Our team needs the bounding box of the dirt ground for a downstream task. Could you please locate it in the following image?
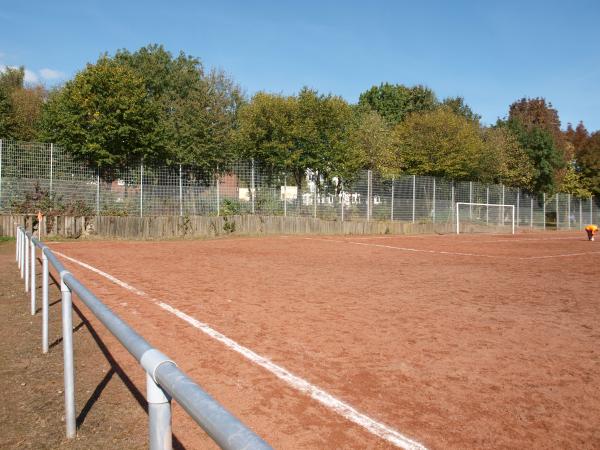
[2,232,600,449]
[0,241,151,449]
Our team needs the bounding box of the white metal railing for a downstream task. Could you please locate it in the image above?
[15,225,271,450]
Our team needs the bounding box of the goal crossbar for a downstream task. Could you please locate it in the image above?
[456,202,515,235]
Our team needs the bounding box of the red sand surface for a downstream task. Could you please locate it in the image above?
[49,232,600,449]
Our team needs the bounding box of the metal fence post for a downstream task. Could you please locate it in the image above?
[543,193,546,230]
[590,196,593,224]
[42,252,49,353]
[251,159,255,215]
[283,175,287,217]
[20,229,24,277]
[147,373,172,450]
[313,184,317,219]
[501,184,505,226]
[140,164,144,218]
[432,177,436,224]
[390,177,394,221]
[216,169,220,217]
[96,167,100,216]
[567,194,571,229]
[367,170,372,221]
[60,273,76,439]
[530,197,533,228]
[341,182,344,222]
[556,193,559,229]
[469,181,473,218]
[30,239,36,315]
[486,186,489,224]
[451,181,455,229]
[50,143,54,194]
[412,175,416,223]
[0,138,3,210]
[179,164,183,217]
[516,189,520,227]
[16,226,20,266]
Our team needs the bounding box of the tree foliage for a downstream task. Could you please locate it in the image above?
[387,107,494,181]
[0,66,45,140]
[482,126,534,189]
[441,96,481,123]
[40,58,161,167]
[577,131,600,196]
[358,83,437,125]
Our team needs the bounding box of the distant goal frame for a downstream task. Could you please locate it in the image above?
[455,202,515,235]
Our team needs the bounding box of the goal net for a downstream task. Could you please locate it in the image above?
[456,202,515,234]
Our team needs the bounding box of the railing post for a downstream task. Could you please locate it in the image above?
[451,181,455,228]
[21,228,26,279]
[25,233,29,292]
[16,226,20,265]
[501,184,505,226]
[412,175,416,223]
[60,273,76,439]
[30,238,36,315]
[590,196,593,224]
[567,193,571,229]
[341,182,345,222]
[42,252,49,353]
[147,373,172,450]
[469,181,473,219]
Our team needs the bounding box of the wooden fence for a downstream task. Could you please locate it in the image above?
[1,214,457,239]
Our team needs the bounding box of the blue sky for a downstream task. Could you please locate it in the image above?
[1,0,599,130]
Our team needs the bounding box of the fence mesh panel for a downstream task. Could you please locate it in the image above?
[0,138,598,231]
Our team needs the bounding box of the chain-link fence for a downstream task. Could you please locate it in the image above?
[0,138,598,230]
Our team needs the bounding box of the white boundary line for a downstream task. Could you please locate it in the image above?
[303,237,600,260]
[53,250,427,450]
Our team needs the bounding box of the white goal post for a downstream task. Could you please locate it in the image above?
[456,202,515,235]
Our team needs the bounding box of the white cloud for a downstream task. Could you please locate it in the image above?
[40,68,64,80]
[23,69,38,84]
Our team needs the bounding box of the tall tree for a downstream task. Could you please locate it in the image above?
[441,96,481,123]
[358,83,437,125]
[508,97,570,160]
[39,58,162,167]
[0,66,45,140]
[506,119,565,193]
[388,107,494,181]
[564,121,589,157]
[113,44,243,169]
[577,131,600,196]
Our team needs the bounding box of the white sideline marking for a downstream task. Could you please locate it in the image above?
[304,237,501,258]
[53,250,427,450]
[305,238,600,260]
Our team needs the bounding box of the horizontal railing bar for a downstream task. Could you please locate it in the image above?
[20,227,271,450]
[156,363,272,450]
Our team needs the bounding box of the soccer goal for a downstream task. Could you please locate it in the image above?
[456,202,515,235]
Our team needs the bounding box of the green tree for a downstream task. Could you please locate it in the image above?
[113,44,243,169]
[0,66,45,140]
[441,96,480,123]
[508,97,569,160]
[577,131,600,195]
[347,108,393,173]
[507,120,565,193]
[388,107,492,181]
[481,126,534,189]
[559,163,592,198]
[358,83,437,125]
[40,58,161,167]
[234,88,354,188]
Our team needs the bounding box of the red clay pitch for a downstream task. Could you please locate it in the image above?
[48,231,600,449]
